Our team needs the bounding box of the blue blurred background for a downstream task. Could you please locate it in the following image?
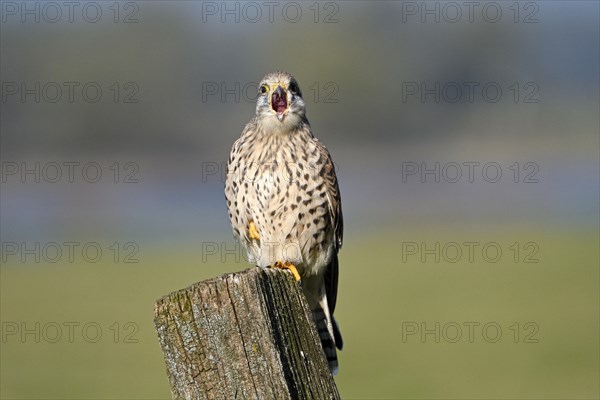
[1,1,598,398]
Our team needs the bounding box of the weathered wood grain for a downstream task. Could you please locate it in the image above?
[154,267,340,400]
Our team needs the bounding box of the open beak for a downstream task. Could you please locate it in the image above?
[271,85,288,121]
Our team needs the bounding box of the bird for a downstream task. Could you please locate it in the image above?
[224,71,344,374]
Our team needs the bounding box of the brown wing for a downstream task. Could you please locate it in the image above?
[315,139,343,317]
[315,139,343,251]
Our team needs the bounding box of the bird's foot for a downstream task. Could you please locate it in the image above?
[273,261,301,282]
[249,221,260,240]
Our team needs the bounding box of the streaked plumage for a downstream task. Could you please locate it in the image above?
[224,71,343,373]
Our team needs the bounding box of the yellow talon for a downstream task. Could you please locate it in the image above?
[273,261,301,282]
[249,221,260,240]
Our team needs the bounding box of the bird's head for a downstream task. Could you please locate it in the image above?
[256,71,306,130]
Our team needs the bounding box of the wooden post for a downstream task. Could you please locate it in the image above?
[154,267,341,400]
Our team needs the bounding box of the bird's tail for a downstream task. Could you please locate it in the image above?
[312,306,343,375]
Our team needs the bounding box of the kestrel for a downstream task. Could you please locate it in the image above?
[224,71,343,373]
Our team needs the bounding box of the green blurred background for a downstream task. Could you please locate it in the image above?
[1,1,598,399]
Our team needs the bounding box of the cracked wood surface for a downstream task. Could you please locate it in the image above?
[154,267,340,400]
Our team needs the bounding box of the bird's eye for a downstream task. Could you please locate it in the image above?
[260,84,269,94]
[289,83,298,94]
